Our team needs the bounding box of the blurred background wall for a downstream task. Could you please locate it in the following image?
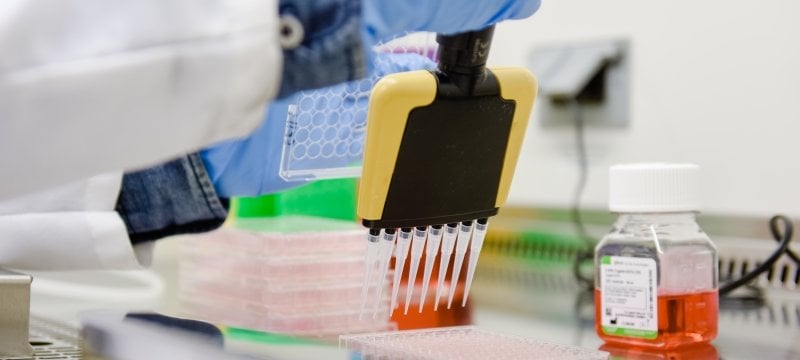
[493,0,800,217]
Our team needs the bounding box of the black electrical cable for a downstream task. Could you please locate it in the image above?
[718,283,765,310]
[569,100,592,242]
[774,223,800,266]
[567,99,597,290]
[562,103,796,298]
[719,215,795,296]
[784,244,800,265]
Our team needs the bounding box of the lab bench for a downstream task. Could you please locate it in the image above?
[9,207,800,359]
[12,261,800,360]
[470,278,800,359]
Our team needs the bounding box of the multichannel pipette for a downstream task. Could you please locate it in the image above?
[356,25,537,317]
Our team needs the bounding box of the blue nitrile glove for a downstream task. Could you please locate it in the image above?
[200,52,436,198]
[362,0,542,45]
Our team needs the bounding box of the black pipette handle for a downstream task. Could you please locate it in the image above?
[436,25,495,77]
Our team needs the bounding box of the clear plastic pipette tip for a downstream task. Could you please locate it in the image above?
[359,229,382,319]
[419,225,443,313]
[389,228,413,315]
[373,229,396,318]
[404,227,428,314]
[462,218,488,307]
[447,221,473,309]
[434,223,459,311]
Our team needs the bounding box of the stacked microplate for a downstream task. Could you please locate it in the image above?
[178,216,393,338]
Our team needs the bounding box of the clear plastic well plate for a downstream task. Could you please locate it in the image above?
[278,82,369,181]
[279,33,437,181]
[340,326,609,360]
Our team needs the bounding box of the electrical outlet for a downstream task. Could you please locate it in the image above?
[529,39,630,128]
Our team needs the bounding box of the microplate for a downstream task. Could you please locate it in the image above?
[340,326,608,360]
[179,272,388,308]
[279,33,438,181]
[180,251,365,282]
[180,295,392,335]
[184,217,366,257]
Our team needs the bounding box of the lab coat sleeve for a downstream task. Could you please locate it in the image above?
[0,174,140,270]
[0,0,282,200]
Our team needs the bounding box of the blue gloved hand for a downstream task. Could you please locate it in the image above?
[362,0,541,45]
[201,52,436,198]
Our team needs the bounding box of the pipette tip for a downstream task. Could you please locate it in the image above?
[446,221,473,309]
[362,218,489,316]
[359,228,382,319]
[418,225,443,313]
[461,218,487,308]
[389,228,413,315]
[434,223,459,312]
[403,226,428,315]
[372,229,396,318]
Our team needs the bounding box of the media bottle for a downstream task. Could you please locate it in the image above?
[595,163,718,348]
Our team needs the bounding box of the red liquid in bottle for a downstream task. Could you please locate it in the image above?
[595,289,718,349]
[599,342,719,360]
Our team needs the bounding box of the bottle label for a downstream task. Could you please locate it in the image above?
[599,256,658,339]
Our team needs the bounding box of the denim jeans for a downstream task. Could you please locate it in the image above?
[116,153,228,244]
[277,0,366,98]
[117,0,366,243]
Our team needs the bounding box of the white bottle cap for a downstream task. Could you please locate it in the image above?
[609,163,700,213]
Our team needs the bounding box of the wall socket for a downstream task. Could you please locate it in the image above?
[528,39,630,128]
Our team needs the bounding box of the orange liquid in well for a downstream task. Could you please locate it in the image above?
[390,281,472,330]
[595,289,718,349]
[390,249,472,330]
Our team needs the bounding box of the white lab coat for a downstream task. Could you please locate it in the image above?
[1,0,282,199]
[0,174,140,270]
[0,0,282,269]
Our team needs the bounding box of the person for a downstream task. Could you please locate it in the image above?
[0,0,542,270]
